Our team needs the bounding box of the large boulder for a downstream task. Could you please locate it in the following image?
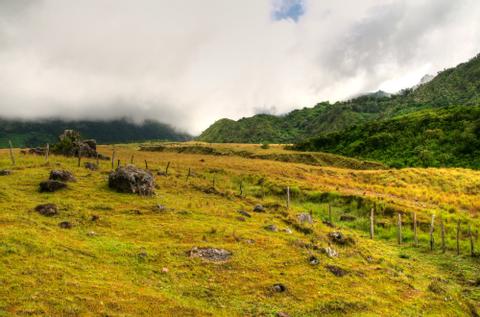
[108,165,155,196]
[39,180,67,193]
[53,130,108,160]
[35,204,58,216]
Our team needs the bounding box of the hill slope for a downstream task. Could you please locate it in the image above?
[0,118,190,148]
[198,54,480,144]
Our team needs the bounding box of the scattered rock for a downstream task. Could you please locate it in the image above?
[264,224,278,232]
[322,220,334,228]
[84,162,98,171]
[0,170,12,176]
[108,165,155,196]
[326,265,348,277]
[340,214,357,222]
[35,204,58,217]
[328,232,355,246]
[91,215,100,222]
[253,204,265,213]
[53,130,108,159]
[162,267,169,273]
[237,210,252,218]
[131,209,143,215]
[49,170,76,182]
[323,247,338,258]
[272,283,286,293]
[282,227,293,234]
[276,313,291,317]
[154,204,167,212]
[87,231,97,237]
[39,180,67,193]
[297,213,313,224]
[236,216,246,222]
[188,247,232,262]
[309,256,320,265]
[137,252,148,260]
[58,221,73,229]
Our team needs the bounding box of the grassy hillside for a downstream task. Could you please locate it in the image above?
[0,118,190,148]
[293,105,480,169]
[0,143,479,315]
[198,54,480,146]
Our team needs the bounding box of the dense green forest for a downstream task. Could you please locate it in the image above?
[199,54,480,144]
[0,119,190,148]
[293,105,480,168]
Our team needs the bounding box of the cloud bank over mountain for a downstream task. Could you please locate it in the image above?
[1,0,479,134]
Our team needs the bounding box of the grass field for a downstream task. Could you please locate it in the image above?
[0,143,479,316]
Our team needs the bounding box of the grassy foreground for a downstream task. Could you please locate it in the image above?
[0,144,479,316]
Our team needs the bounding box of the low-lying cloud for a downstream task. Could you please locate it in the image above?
[0,0,479,134]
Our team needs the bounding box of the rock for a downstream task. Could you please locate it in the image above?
[309,256,320,265]
[58,221,73,229]
[264,224,278,232]
[137,252,148,260]
[236,216,246,222]
[237,210,251,218]
[84,162,98,171]
[35,204,58,217]
[87,231,97,237]
[162,267,169,273]
[282,227,293,234]
[0,170,12,176]
[277,313,291,317]
[54,130,107,159]
[323,247,338,258]
[326,265,348,277]
[91,215,100,221]
[188,247,232,262]
[272,283,286,293]
[297,213,313,224]
[154,204,167,212]
[39,180,67,193]
[328,231,355,246]
[322,220,334,228]
[49,170,76,182]
[340,214,357,222]
[108,165,155,196]
[253,204,265,213]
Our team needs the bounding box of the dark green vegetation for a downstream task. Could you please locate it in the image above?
[294,105,480,168]
[199,54,480,168]
[0,118,190,148]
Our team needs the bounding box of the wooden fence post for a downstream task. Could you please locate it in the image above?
[144,160,148,170]
[117,159,121,168]
[212,174,216,189]
[369,206,374,239]
[165,162,170,176]
[286,186,290,209]
[77,147,82,167]
[430,214,436,251]
[413,212,418,246]
[397,213,402,245]
[239,180,243,196]
[441,216,446,253]
[45,143,50,162]
[130,155,134,164]
[469,224,475,257]
[8,140,15,166]
[456,220,461,255]
[186,168,191,182]
[111,147,115,170]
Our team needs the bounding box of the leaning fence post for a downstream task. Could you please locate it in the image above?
[369,206,374,239]
[239,180,243,196]
[8,140,15,166]
[397,213,402,245]
[144,160,148,170]
[77,147,82,167]
[286,186,290,209]
[469,224,475,257]
[186,168,191,182]
[117,159,121,168]
[45,143,50,162]
[456,220,461,255]
[441,215,446,253]
[165,162,170,176]
[430,214,436,251]
[413,212,418,246]
[111,146,116,170]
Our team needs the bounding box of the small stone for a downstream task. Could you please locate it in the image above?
[309,256,320,265]
[297,213,313,224]
[58,221,73,229]
[84,162,98,171]
[282,227,293,234]
[328,231,355,246]
[272,283,286,293]
[155,204,167,212]
[323,247,338,258]
[87,231,97,237]
[264,224,278,232]
[91,215,100,222]
[277,313,291,317]
[49,170,76,182]
[138,252,148,259]
[35,204,58,217]
[188,247,232,262]
[0,170,12,176]
[253,204,265,213]
[39,180,67,193]
[236,216,246,222]
[162,267,169,273]
[237,210,252,218]
[326,265,348,277]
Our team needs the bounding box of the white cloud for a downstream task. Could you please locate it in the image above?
[0,0,479,134]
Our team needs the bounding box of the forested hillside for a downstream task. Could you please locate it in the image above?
[0,119,190,148]
[199,54,480,144]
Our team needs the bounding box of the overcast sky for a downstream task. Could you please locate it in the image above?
[1,0,479,134]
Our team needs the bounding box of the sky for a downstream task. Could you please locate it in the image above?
[0,0,480,134]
